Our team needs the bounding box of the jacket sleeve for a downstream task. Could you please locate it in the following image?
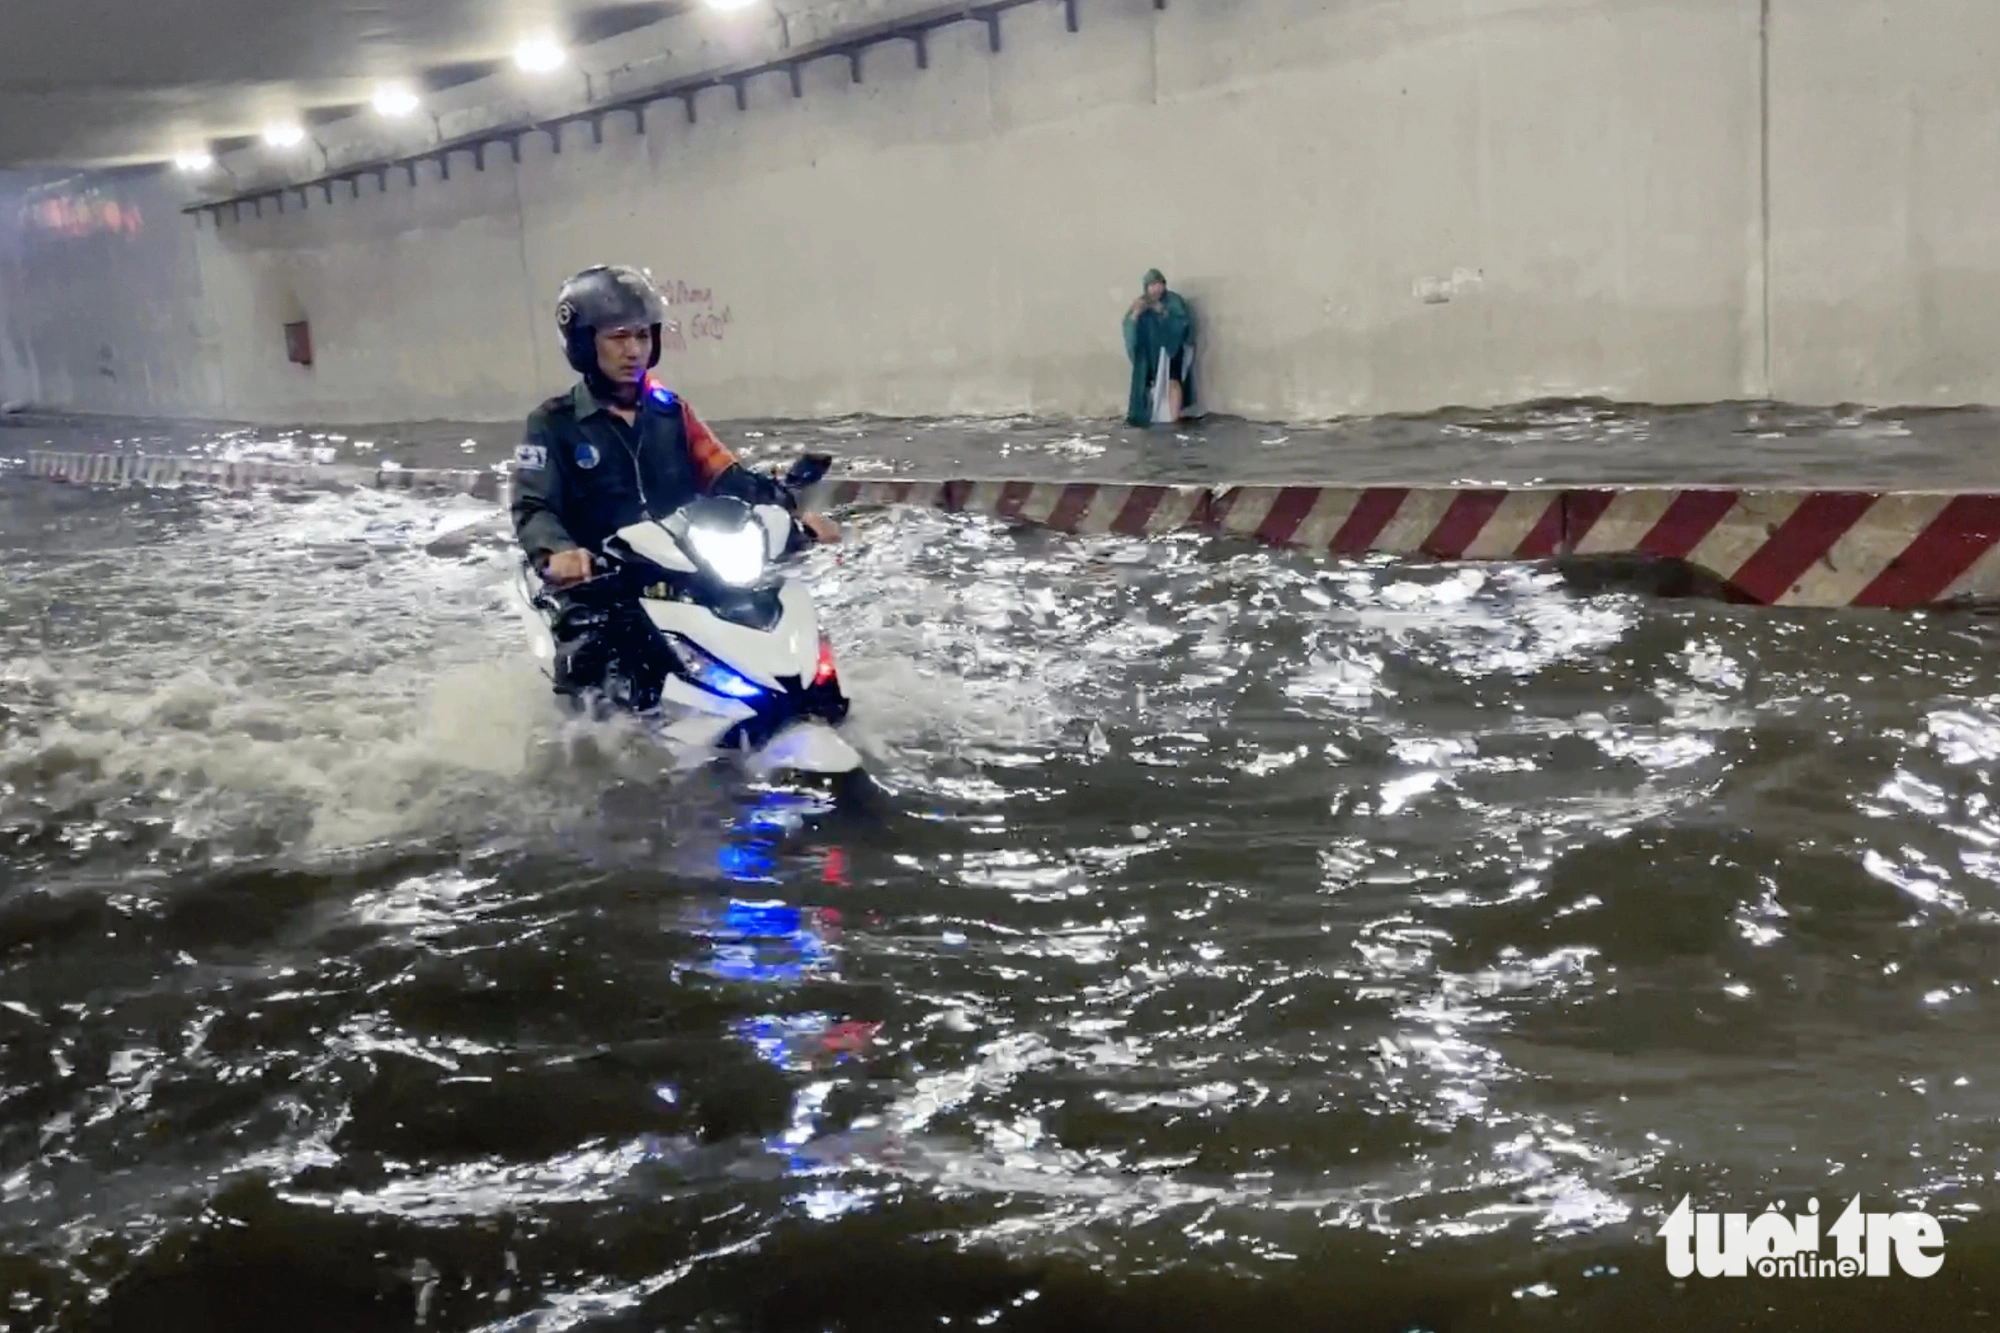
[681,401,740,489]
[684,400,791,509]
[509,410,578,563]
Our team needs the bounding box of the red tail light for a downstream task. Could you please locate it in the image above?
[813,635,838,685]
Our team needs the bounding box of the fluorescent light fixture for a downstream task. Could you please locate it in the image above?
[372,84,421,117]
[262,122,306,148]
[173,150,214,172]
[704,0,760,10]
[512,34,566,73]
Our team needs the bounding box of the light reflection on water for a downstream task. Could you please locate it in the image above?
[3,476,2000,1327]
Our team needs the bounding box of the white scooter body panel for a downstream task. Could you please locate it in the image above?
[640,583,821,691]
[756,505,793,559]
[616,520,698,573]
[655,710,743,768]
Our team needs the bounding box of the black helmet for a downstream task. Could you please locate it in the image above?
[555,265,666,379]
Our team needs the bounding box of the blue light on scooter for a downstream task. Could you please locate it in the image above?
[696,660,766,700]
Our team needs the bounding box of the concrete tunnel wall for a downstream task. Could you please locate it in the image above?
[0,169,226,416]
[2,0,1998,427]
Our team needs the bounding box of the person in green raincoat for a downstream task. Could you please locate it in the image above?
[1123,269,1199,427]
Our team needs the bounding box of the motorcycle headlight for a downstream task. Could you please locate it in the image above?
[685,519,767,586]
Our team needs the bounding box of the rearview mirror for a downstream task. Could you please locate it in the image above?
[783,453,832,489]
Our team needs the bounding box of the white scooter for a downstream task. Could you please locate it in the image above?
[511,456,863,778]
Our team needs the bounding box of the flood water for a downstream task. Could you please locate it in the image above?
[5,404,2000,1330]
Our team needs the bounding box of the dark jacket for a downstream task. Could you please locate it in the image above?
[511,378,783,563]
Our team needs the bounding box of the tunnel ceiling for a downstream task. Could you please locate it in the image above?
[1,0,703,168]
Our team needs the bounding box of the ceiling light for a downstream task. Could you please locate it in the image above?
[262,122,306,149]
[173,150,214,172]
[512,34,566,73]
[372,84,421,117]
[703,0,759,10]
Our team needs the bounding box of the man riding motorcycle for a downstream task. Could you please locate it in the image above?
[511,264,839,698]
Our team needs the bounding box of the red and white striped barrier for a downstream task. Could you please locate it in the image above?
[23,452,2000,609]
[820,479,2000,609]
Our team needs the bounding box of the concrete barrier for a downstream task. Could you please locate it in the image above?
[821,478,2000,610]
[25,451,2000,610]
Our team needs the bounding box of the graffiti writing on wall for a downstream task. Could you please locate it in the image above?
[19,187,145,240]
[656,279,731,353]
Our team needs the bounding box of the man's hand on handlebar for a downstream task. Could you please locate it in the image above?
[799,511,841,544]
[543,548,596,585]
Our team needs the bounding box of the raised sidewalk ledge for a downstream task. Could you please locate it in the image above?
[22,451,2000,610]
